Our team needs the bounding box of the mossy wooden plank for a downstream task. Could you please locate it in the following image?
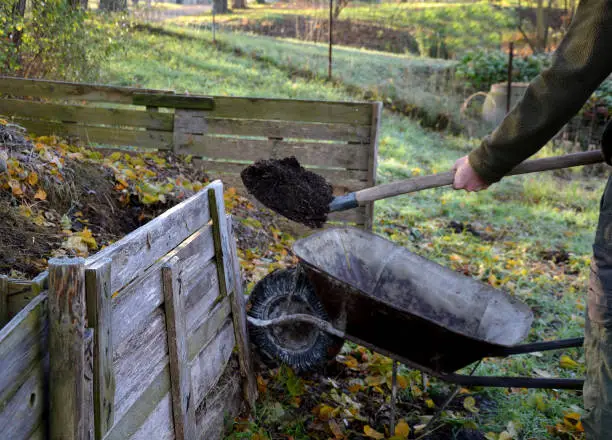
[174,134,369,169]
[13,119,173,150]
[0,294,48,405]
[174,109,371,142]
[0,99,174,131]
[0,76,174,104]
[133,93,214,110]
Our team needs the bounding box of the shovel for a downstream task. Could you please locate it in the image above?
[329,150,605,212]
[241,150,605,228]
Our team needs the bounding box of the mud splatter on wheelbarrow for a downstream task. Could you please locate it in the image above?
[240,157,333,228]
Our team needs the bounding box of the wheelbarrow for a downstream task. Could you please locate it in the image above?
[247,227,584,390]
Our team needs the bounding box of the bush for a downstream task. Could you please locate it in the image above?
[0,0,129,82]
[455,49,552,91]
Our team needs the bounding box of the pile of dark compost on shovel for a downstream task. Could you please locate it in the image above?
[240,157,333,228]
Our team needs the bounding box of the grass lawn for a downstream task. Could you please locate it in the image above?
[102,27,595,439]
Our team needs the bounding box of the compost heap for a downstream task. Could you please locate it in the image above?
[240,156,333,228]
[0,120,295,281]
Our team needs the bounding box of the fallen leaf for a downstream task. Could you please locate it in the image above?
[363,425,385,439]
[27,171,38,185]
[394,419,410,438]
[328,420,344,439]
[560,355,580,370]
[463,396,478,413]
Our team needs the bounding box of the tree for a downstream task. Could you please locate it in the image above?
[214,0,228,14]
[99,0,126,12]
[232,0,247,9]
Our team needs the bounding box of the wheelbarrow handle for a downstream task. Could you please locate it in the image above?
[345,150,604,208]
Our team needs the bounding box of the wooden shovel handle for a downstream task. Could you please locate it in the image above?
[355,150,604,205]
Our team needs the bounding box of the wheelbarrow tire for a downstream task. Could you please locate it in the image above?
[247,267,344,373]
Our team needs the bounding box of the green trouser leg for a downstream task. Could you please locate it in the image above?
[583,175,612,439]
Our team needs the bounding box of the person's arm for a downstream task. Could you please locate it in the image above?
[466,0,612,185]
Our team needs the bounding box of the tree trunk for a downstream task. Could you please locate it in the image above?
[232,0,247,8]
[214,0,229,13]
[99,0,127,11]
[535,0,546,52]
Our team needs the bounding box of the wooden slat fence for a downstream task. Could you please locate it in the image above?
[0,76,380,229]
[0,180,257,440]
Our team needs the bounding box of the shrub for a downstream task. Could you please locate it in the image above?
[0,0,129,82]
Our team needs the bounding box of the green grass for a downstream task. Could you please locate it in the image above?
[103,27,594,438]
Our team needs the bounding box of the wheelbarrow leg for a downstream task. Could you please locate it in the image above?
[488,337,584,357]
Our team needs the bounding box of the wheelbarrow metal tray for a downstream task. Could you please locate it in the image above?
[292,228,534,373]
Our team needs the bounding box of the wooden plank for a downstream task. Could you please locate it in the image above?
[327,206,367,223]
[226,215,258,408]
[174,109,371,142]
[112,307,169,423]
[190,320,235,409]
[0,360,47,440]
[85,259,116,439]
[184,260,220,335]
[28,423,46,440]
[162,257,195,440]
[130,392,174,440]
[48,257,86,440]
[0,275,7,327]
[196,160,369,185]
[0,76,175,104]
[187,296,231,362]
[14,119,173,150]
[110,225,214,348]
[208,181,235,296]
[208,96,373,125]
[87,184,212,293]
[0,294,48,410]
[174,134,369,169]
[133,93,215,110]
[0,99,174,131]
[7,274,48,320]
[196,358,243,440]
[84,328,95,440]
[365,102,382,231]
[103,361,171,440]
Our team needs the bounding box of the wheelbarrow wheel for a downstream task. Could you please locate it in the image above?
[247,267,344,373]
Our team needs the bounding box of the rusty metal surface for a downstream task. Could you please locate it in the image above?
[292,228,534,373]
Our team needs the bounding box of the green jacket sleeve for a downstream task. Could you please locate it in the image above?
[468,0,612,184]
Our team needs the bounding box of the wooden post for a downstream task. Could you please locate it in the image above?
[506,42,514,113]
[162,256,195,440]
[328,0,333,80]
[365,102,382,231]
[49,257,87,440]
[0,275,8,328]
[85,259,116,439]
[84,328,95,440]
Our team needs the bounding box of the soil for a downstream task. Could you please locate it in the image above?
[221,14,420,55]
[240,156,333,228]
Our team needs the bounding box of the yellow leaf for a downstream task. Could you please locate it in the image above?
[365,376,385,387]
[78,228,98,250]
[559,355,580,370]
[109,152,122,161]
[316,404,335,421]
[425,398,435,409]
[397,375,408,389]
[34,188,47,201]
[256,375,267,395]
[8,179,23,196]
[363,425,385,439]
[463,396,478,413]
[498,431,513,440]
[348,383,363,394]
[563,412,584,432]
[27,172,39,186]
[340,355,359,370]
[394,419,410,438]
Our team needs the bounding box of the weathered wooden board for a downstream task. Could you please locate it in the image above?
[87,185,212,293]
[110,224,214,348]
[174,110,371,142]
[104,361,171,440]
[112,307,169,422]
[208,96,373,125]
[184,259,220,333]
[195,357,243,440]
[0,76,174,104]
[190,320,235,409]
[0,275,7,328]
[0,99,174,131]
[27,422,46,440]
[0,360,47,440]
[365,102,382,230]
[0,294,48,404]
[208,181,235,295]
[162,257,195,440]
[84,328,95,440]
[187,296,231,362]
[13,119,173,149]
[130,392,174,440]
[133,93,214,110]
[85,259,116,439]
[174,134,369,169]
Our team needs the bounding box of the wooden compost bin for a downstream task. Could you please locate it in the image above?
[0,180,258,440]
[0,76,381,229]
